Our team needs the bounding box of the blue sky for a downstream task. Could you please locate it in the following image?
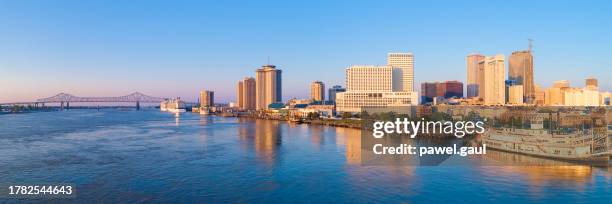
[1,0,611,103]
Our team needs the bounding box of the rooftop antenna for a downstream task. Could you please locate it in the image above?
[528,38,533,53]
[267,56,270,65]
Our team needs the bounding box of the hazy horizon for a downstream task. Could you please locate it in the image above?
[2,0,611,103]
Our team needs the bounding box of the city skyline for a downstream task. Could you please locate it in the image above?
[2,0,612,103]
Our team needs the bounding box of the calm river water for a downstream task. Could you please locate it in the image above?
[1,109,611,203]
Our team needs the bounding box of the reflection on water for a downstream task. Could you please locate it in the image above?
[174,113,180,126]
[253,119,282,164]
[234,118,283,164]
[336,127,362,165]
[484,165,592,187]
[0,109,610,203]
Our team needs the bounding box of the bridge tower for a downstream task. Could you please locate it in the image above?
[136,101,140,110]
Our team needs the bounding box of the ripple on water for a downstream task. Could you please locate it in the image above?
[0,110,611,203]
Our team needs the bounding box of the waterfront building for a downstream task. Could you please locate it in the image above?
[544,80,570,106]
[200,90,214,107]
[534,85,545,105]
[545,88,562,106]
[437,81,463,98]
[505,80,517,104]
[562,87,601,106]
[237,77,256,110]
[420,81,463,104]
[310,81,325,102]
[255,65,282,110]
[544,79,608,106]
[237,81,243,108]
[345,65,394,92]
[508,50,535,104]
[420,82,438,104]
[508,85,524,105]
[336,62,418,113]
[563,88,584,106]
[328,85,346,103]
[387,52,414,92]
[453,97,484,106]
[601,92,611,105]
[466,53,485,98]
[306,104,335,117]
[483,54,506,105]
[287,98,314,108]
[583,88,600,106]
[288,104,335,119]
[477,60,486,98]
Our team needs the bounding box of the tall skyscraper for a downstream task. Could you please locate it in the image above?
[237,77,256,110]
[200,90,214,107]
[508,50,534,104]
[466,53,485,98]
[255,65,282,110]
[387,53,414,92]
[237,81,243,107]
[328,85,346,103]
[310,81,325,102]
[483,55,506,105]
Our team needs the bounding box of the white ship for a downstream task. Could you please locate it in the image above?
[483,127,611,163]
[160,98,186,113]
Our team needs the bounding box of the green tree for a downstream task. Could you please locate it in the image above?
[342,112,353,119]
[360,111,370,119]
[308,112,320,120]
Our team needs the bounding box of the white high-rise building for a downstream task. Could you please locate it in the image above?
[387,53,414,92]
[483,55,506,105]
[336,54,418,113]
[345,65,394,92]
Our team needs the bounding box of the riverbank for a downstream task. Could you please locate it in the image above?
[223,112,363,129]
